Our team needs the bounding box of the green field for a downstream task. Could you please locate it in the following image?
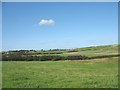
[2,44,119,88]
[2,57,118,88]
[33,44,119,57]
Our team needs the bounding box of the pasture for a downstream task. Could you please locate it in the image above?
[2,57,118,88]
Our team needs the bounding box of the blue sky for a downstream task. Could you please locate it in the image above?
[2,2,118,51]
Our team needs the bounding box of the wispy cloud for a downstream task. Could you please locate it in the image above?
[39,19,55,26]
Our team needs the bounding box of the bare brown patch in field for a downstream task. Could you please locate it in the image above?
[63,52,80,54]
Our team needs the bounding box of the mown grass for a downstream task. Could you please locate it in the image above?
[2,57,118,88]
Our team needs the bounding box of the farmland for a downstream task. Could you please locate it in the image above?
[2,44,119,61]
[2,44,119,88]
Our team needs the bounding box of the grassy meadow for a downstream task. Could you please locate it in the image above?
[2,57,118,88]
[2,44,119,88]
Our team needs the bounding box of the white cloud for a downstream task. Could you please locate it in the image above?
[39,19,55,26]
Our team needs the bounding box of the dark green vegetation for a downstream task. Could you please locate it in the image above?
[2,57,118,88]
[2,44,119,61]
[2,44,119,88]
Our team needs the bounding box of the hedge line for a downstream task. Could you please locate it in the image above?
[2,54,120,61]
[34,52,63,55]
[88,54,120,59]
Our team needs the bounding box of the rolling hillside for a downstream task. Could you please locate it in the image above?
[2,44,119,61]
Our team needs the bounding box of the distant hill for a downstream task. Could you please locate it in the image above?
[63,44,119,57]
[75,44,118,51]
[2,44,119,61]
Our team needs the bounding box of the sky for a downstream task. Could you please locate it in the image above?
[2,2,118,51]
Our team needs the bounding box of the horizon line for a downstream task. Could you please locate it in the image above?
[1,43,118,52]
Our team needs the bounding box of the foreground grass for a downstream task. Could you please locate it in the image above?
[2,57,118,88]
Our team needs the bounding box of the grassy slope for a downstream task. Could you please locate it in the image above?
[34,44,118,57]
[64,44,118,57]
[2,57,118,88]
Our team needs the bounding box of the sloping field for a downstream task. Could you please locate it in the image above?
[34,44,119,57]
[63,44,119,57]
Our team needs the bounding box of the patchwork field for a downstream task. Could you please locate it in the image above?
[2,44,119,88]
[2,57,118,88]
